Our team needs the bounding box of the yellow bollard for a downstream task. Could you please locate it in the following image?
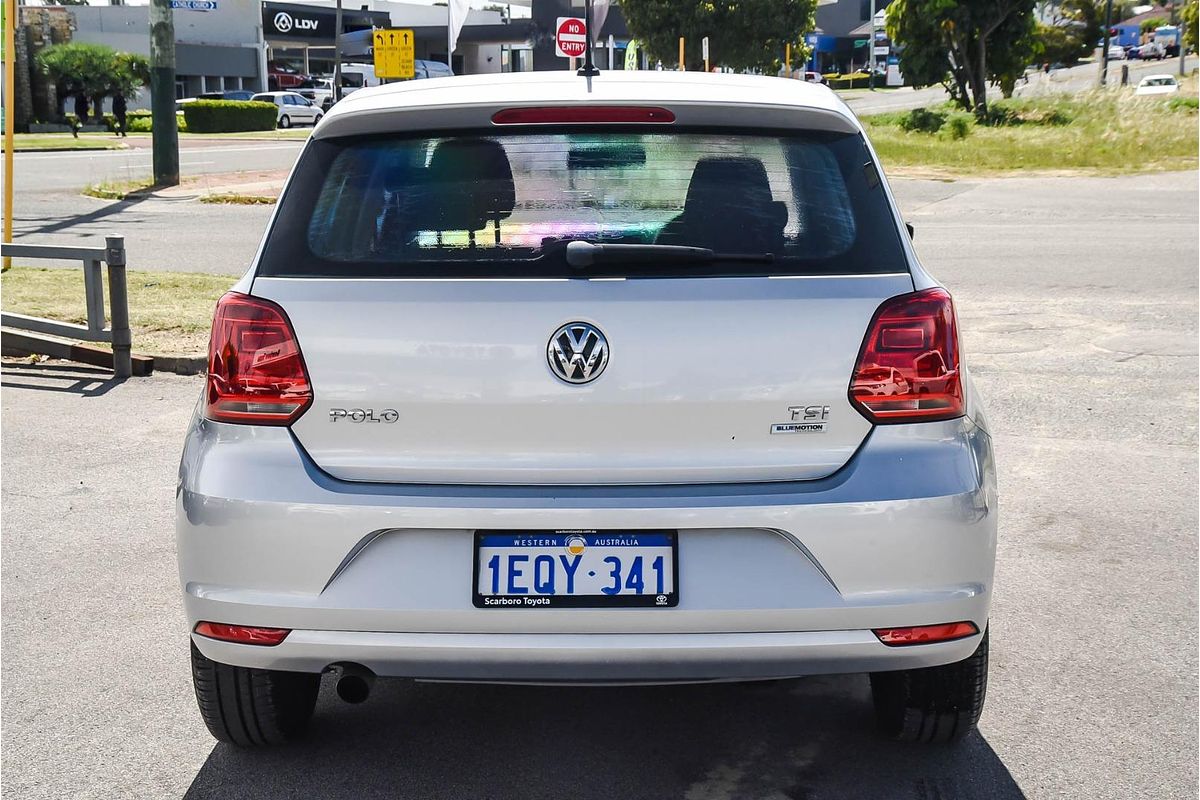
[679,37,685,70]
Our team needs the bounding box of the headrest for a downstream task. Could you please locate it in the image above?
[425,138,516,232]
[685,157,774,210]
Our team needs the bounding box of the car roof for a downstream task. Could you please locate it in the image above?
[1141,73,1176,81]
[315,71,859,139]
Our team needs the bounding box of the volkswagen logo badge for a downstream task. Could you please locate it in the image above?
[547,322,609,385]
[273,11,294,32]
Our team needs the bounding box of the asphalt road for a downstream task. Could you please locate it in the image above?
[843,56,1192,114]
[2,169,1196,799]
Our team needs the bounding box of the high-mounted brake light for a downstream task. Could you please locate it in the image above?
[491,106,676,125]
[205,291,312,426]
[194,621,291,646]
[849,287,963,424]
[874,621,979,646]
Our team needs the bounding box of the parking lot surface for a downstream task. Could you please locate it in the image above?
[2,170,1196,799]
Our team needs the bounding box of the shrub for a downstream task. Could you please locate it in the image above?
[181,100,276,133]
[981,99,1075,127]
[944,113,972,140]
[899,107,947,134]
[1167,96,1199,112]
[121,110,187,133]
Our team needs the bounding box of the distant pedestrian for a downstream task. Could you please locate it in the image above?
[73,92,89,138]
[112,92,128,138]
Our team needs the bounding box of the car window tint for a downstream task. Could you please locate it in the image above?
[260,130,906,278]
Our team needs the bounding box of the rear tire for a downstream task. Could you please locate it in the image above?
[279,115,291,129]
[190,642,319,746]
[869,628,989,744]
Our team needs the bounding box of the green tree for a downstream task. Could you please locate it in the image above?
[1036,21,1089,64]
[36,43,150,111]
[887,0,1038,118]
[618,0,818,72]
[1139,16,1169,32]
[1182,0,1199,49]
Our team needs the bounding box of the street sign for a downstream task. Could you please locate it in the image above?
[170,0,217,10]
[556,17,587,59]
[701,36,709,60]
[373,28,415,79]
[873,45,889,55]
[853,39,869,47]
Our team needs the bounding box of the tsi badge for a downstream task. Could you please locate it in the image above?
[329,408,399,423]
[771,405,830,435]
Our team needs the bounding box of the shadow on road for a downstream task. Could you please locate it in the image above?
[15,192,156,237]
[0,361,124,396]
[184,675,1025,800]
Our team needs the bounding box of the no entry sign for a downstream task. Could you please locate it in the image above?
[555,17,588,59]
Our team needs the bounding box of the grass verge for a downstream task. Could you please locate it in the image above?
[1,266,230,355]
[5,134,128,152]
[81,179,163,200]
[198,193,276,205]
[863,83,1199,175]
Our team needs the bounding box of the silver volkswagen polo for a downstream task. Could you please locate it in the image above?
[177,71,997,746]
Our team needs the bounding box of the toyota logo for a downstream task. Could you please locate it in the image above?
[547,322,609,384]
[273,11,293,32]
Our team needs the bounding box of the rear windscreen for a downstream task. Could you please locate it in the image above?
[258,128,907,278]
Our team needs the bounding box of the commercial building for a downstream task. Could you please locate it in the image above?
[69,0,267,101]
[807,0,897,77]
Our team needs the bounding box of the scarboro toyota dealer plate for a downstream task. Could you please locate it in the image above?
[474,530,678,608]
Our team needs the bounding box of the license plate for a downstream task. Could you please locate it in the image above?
[473,530,678,608]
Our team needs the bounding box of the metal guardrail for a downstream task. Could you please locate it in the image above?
[1,235,132,378]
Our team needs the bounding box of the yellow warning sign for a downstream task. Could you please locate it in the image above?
[373,29,415,79]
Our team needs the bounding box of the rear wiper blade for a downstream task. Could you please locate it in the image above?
[564,240,774,269]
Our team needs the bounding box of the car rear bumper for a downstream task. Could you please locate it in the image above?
[177,413,997,681]
[191,628,983,683]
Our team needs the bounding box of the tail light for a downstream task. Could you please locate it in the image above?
[849,288,963,423]
[491,106,676,125]
[205,292,312,425]
[194,621,290,646]
[874,621,979,646]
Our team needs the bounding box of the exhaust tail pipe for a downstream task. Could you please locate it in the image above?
[335,664,375,704]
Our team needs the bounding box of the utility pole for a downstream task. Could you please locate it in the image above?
[334,0,343,102]
[149,0,179,186]
[1099,0,1113,87]
[3,0,16,269]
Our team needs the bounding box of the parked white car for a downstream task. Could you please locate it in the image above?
[249,91,322,128]
[1107,45,1127,60]
[1135,74,1181,95]
[179,71,997,748]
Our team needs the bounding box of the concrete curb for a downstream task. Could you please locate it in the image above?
[1,329,205,376]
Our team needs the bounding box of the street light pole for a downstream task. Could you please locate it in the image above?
[334,0,343,103]
[868,0,876,90]
[149,0,179,186]
[1099,0,1113,87]
[4,0,16,269]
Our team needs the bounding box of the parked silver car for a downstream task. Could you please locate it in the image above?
[249,90,322,128]
[178,71,997,747]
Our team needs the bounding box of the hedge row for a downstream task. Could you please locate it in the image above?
[181,100,277,133]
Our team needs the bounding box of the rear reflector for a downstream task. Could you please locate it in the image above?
[194,621,291,646]
[491,106,676,125]
[205,291,312,426]
[873,621,979,647]
[849,287,964,424]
